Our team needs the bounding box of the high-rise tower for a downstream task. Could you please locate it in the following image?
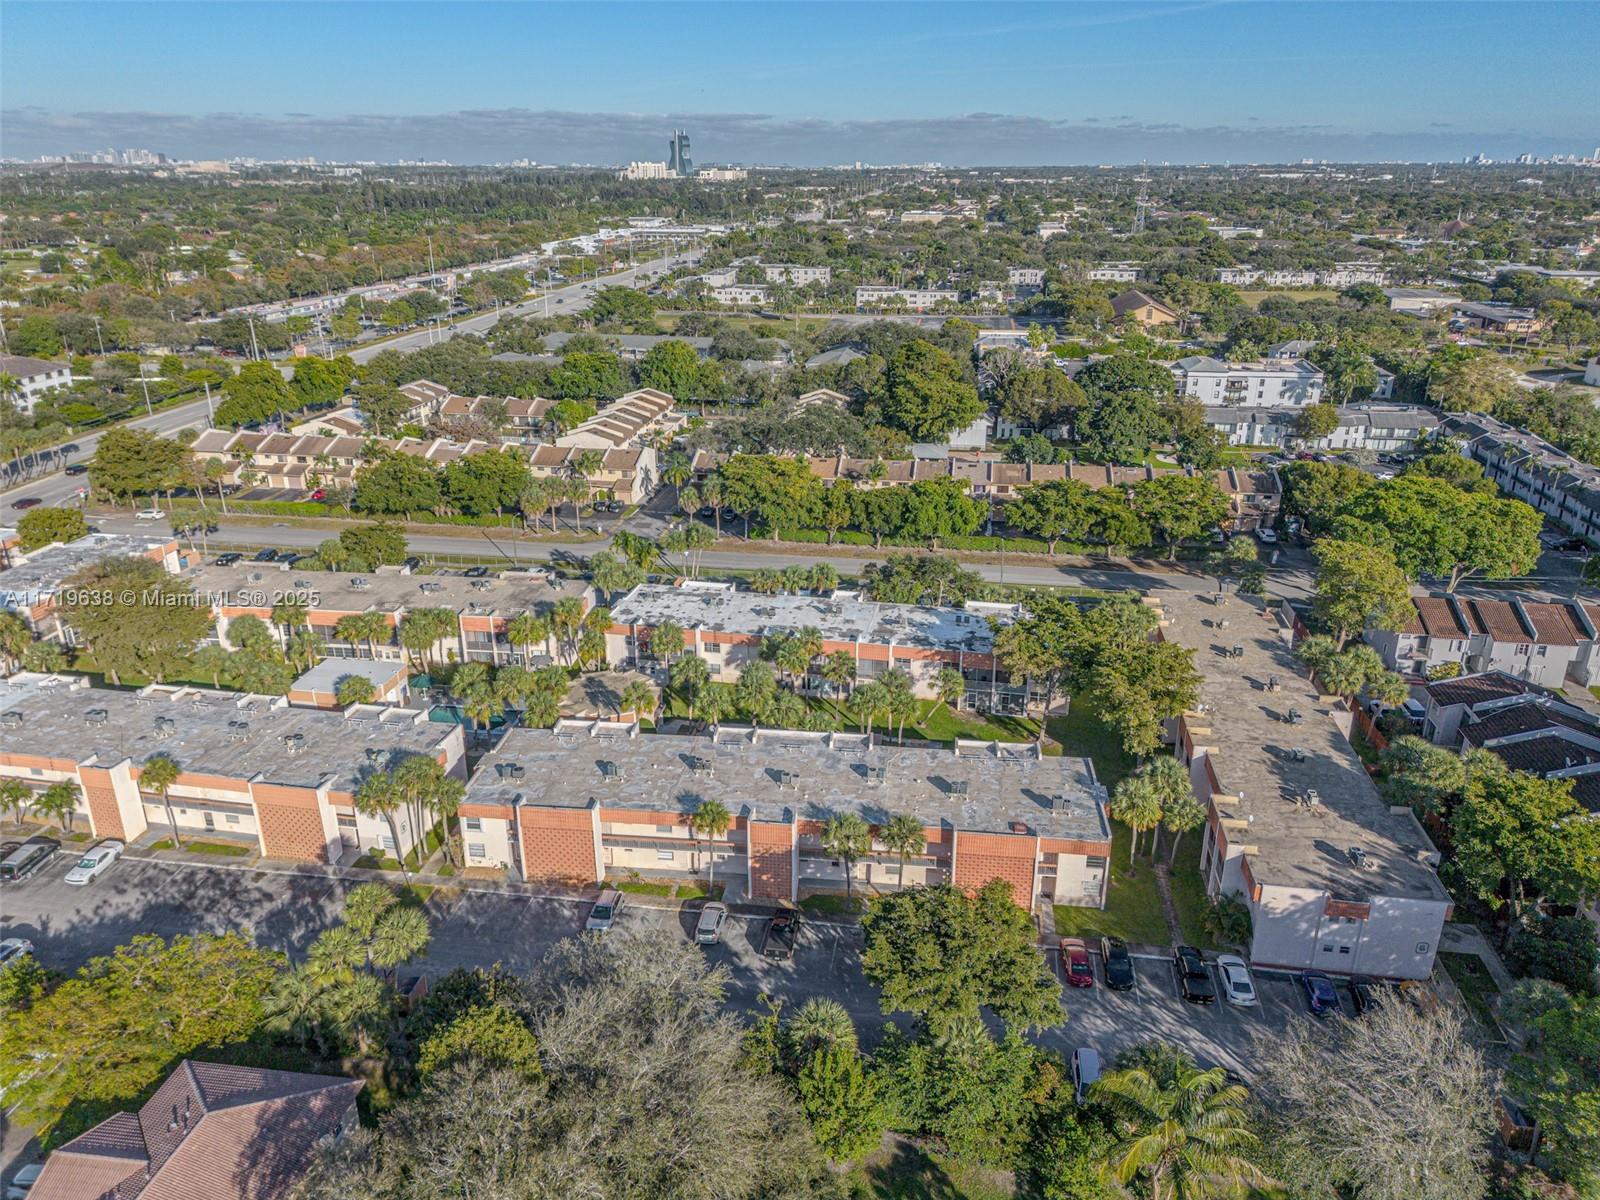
[667,130,693,177]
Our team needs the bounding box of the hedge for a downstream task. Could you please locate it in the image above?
[768,525,1074,555]
[169,498,524,527]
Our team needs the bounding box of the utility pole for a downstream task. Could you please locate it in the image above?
[92,315,107,357]
[137,363,154,417]
[246,315,261,362]
[202,380,214,424]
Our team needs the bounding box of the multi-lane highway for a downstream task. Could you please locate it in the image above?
[0,250,701,512]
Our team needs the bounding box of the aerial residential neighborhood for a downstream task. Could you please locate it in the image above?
[2,3,1598,1200]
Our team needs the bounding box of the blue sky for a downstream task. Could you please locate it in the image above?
[3,1,1596,164]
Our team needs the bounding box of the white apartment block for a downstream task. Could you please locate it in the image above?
[1171,356,1325,408]
[617,161,673,180]
[1037,222,1072,239]
[1007,267,1046,287]
[697,167,747,182]
[1319,261,1389,287]
[855,285,961,311]
[761,264,833,286]
[0,355,72,414]
[1205,404,1437,451]
[710,285,771,306]
[1216,267,1318,287]
[1086,261,1142,282]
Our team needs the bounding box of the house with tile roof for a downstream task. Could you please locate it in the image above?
[1110,290,1178,328]
[26,1060,360,1200]
[1366,594,1591,690]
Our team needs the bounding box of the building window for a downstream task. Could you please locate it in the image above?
[381,835,397,851]
[656,849,675,861]
[337,815,357,829]
[656,824,672,834]
[464,818,482,832]
[467,843,486,859]
[225,814,240,825]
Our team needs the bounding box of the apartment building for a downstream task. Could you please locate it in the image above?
[761,264,832,286]
[1007,267,1047,287]
[0,673,464,863]
[528,444,657,504]
[286,657,412,709]
[1204,404,1437,451]
[437,392,556,437]
[188,426,507,493]
[855,285,962,311]
[608,581,1023,705]
[1436,686,1600,813]
[185,561,595,667]
[460,719,1111,908]
[1384,287,1457,315]
[0,354,71,414]
[1171,356,1326,408]
[1445,413,1600,543]
[1086,262,1142,282]
[396,379,453,423]
[554,388,680,451]
[1037,222,1072,240]
[710,284,771,306]
[1318,262,1389,288]
[1216,267,1317,288]
[1419,671,1562,747]
[1167,593,1452,980]
[0,533,186,645]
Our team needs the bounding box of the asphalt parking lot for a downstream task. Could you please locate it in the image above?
[1,854,1327,1076]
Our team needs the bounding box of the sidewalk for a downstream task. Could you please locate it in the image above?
[1440,921,1519,995]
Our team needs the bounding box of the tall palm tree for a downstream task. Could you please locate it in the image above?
[1092,1052,1269,1200]
[821,812,873,906]
[368,905,431,973]
[286,630,326,673]
[506,611,551,665]
[335,612,388,659]
[620,679,655,723]
[786,997,859,1062]
[879,813,926,888]
[140,755,183,848]
[354,770,410,882]
[31,781,80,833]
[550,597,586,664]
[0,612,31,674]
[821,650,857,700]
[934,666,966,713]
[1,779,31,827]
[271,598,310,639]
[690,798,733,890]
[698,475,724,537]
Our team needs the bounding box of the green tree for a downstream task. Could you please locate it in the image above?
[878,340,982,441]
[139,754,183,850]
[637,340,702,397]
[1293,402,1341,442]
[1505,981,1600,1191]
[1279,461,1373,535]
[861,880,1064,1034]
[1075,355,1175,464]
[16,507,88,552]
[1427,350,1516,413]
[336,675,377,706]
[1128,475,1231,561]
[1310,538,1412,650]
[734,659,778,724]
[821,812,873,907]
[354,770,411,881]
[1110,769,1166,864]
[879,812,927,887]
[797,1045,885,1163]
[353,455,443,519]
[1008,478,1098,554]
[1450,771,1600,922]
[416,1004,540,1081]
[821,650,856,698]
[88,428,188,505]
[216,361,294,428]
[1308,342,1379,404]
[59,557,211,685]
[689,797,732,890]
[30,780,81,834]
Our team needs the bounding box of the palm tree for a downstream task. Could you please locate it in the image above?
[354,770,410,882]
[140,755,183,848]
[620,679,655,723]
[506,612,552,665]
[882,669,917,743]
[262,966,328,1057]
[272,598,310,637]
[934,666,966,713]
[879,813,926,888]
[650,619,686,666]
[286,630,326,673]
[0,612,31,673]
[368,905,431,973]
[308,925,367,981]
[697,683,734,733]
[1,779,31,827]
[337,675,377,707]
[343,881,397,939]
[551,597,586,664]
[661,451,693,500]
[1093,1051,1269,1200]
[669,654,710,719]
[1110,769,1170,865]
[698,475,724,537]
[335,612,388,659]
[690,798,733,890]
[32,780,82,834]
[821,650,856,699]
[821,812,873,906]
[808,562,839,594]
[849,681,887,735]
[786,997,859,1062]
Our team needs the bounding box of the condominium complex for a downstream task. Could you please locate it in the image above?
[855,285,961,311]
[761,264,832,286]
[1170,356,1326,408]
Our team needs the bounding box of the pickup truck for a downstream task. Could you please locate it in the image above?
[760,909,799,960]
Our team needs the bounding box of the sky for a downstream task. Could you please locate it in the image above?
[2,1,1597,165]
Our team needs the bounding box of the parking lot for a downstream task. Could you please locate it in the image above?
[1,853,1329,1075]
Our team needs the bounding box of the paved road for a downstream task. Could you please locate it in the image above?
[0,252,701,513]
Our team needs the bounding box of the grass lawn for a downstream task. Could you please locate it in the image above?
[146,839,174,852]
[800,893,862,917]
[852,1137,1014,1200]
[1053,822,1169,946]
[1168,831,1220,951]
[611,878,675,897]
[399,883,436,907]
[1046,701,1134,790]
[662,691,1040,746]
[674,881,725,901]
[1438,951,1504,1037]
[183,840,253,857]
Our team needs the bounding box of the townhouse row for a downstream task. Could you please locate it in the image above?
[1366,593,1600,692]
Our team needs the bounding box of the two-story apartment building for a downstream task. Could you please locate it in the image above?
[0,354,72,414]
[0,673,464,863]
[459,719,1112,908]
[1007,267,1047,288]
[1445,413,1600,544]
[761,264,832,286]
[1366,594,1590,690]
[1204,404,1436,452]
[554,388,680,451]
[710,284,771,306]
[855,285,962,311]
[1167,593,1452,980]
[0,533,186,645]
[1086,262,1142,282]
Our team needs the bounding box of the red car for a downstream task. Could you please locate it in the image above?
[308,489,327,501]
[1059,937,1095,988]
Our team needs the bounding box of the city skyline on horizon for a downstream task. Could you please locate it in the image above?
[2,1,1597,166]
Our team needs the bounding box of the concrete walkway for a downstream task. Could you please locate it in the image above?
[1440,921,1519,994]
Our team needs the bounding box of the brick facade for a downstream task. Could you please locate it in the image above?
[251,783,330,863]
[517,805,600,884]
[747,819,795,901]
[78,765,126,841]
[952,829,1037,907]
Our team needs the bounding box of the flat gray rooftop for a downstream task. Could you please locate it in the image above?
[467,721,1110,840]
[291,657,408,693]
[1161,593,1446,902]
[0,675,454,793]
[611,584,998,654]
[1,534,172,609]
[181,562,590,618]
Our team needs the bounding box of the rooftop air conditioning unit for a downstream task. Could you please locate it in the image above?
[84,708,109,725]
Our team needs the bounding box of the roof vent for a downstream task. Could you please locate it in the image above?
[866,765,887,785]
[0,710,22,728]
[1347,846,1372,870]
[495,761,525,780]
[1050,792,1069,811]
[350,578,369,590]
[687,756,713,775]
[84,708,109,725]
[154,717,176,738]
[598,759,626,781]
[282,732,305,754]
[948,779,970,797]
[226,719,250,740]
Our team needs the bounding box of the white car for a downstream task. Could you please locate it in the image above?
[134,508,166,521]
[64,840,123,886]
[5,1163,42,1200]
[1216,954,1258,1007]
[1254,527,1279,545]
[0,938,35,967]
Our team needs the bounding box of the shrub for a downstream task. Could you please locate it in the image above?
[1506,916,1599,994]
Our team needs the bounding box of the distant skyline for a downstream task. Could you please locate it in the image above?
[2,1,1596,166]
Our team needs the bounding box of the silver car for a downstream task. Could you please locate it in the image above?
[585,889,624,934]
[1216,954,1259,1007]
[694,902,727,945]
[64,841,123,886]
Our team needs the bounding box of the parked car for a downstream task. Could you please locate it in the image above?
[59,443,80,455]
[1173,945,1216,1004]
[0,938,34,966]
[1100,936,1136,991]
[694,901,728,945]
[214,552,243,566]
[402,556,422,572]
[1553,537,1589,553]
[134,508,166,520]
[0,836,60,883]
[1349,976,1384,1016]
[1255,527,1279,544]
[761,908,799,960]
[1300,969,1342,1016]
[307,488,327,501]
[585,889,624,934]
[464,565,491,578]
[1071,1046,1101,1104]
[252,548,277,562]
[4,1162,42,1200]
[9,497,41,510]
[1216,954,1258,1007]
[64,840,124,886]
[63,463,88,476]
[1059,937,1095,988]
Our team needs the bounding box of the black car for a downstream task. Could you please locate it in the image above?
[761,909,799,961]
[252,548,277,562]
[280,554,310,567]
[64,463,88,476]
[1553,537,1589,553]
[402,556,422,572]
[1349,977,1384,1016]
[464,565,491,578]
[1173,945,1216,1005]
[1100,936,1136,991]
[10,497,41,510]
[214,552,243,566]
[60,443,80,455]
[273,549,299,562]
